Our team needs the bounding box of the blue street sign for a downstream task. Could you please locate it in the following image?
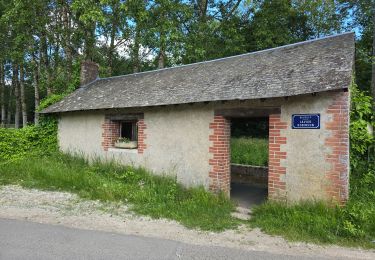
[292,114,320,129]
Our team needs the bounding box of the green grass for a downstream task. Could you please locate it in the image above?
[231,137,268,166]
[249,161,375,249]
[249,201,375,249]
[0,153,239,231]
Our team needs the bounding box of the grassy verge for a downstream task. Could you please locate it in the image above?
[250,199,375,249]
[249,160,375,249]
[231,137,268,166]
[0,152,239,231]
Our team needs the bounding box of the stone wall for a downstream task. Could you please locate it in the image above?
[231,164,268,188]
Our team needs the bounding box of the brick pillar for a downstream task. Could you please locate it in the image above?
[325,92,349,205]
[101,119,120,151]
[268,114,288,201]
[137,119,147,154]
[208,115,231,195]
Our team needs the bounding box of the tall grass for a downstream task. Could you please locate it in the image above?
[0,153,238,231]
[249,200,375,248]
[231,137,268,166]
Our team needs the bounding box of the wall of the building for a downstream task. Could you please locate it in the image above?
[59,106,214,188]
[270,91,349,204]
[58,90,349,204]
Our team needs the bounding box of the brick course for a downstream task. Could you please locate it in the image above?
[101,119,120,151]
[208,115,231,195]
[324,91,349,205]
[268,114,288,201]
[137,119,147,154]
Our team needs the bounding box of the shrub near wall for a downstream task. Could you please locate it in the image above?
[0,93,64,163]
[0,117,58,162]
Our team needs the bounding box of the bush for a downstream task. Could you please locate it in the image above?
[0,117,58,163]
[350,83,374,169]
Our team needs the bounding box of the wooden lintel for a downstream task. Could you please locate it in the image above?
[106,113,144,121]
[215,107,281,118]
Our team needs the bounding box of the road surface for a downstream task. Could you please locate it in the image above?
[0,218,328,259]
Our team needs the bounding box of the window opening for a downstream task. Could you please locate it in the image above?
[120,121,138,141]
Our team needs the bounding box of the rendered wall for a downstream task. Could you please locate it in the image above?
[58,90,349,203]
[58,106,214,188]
[270,91,349,204]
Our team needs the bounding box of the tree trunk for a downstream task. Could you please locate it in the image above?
[108,25,116,75]
[197,0,208,22]
[41,33,53,95]
[371,1,375,111]
[84,22,96,61]
[61,1,72,84]
[158,50,166,69]
[108,4,119,76]
[132,25,141,73]
[158,30,166,69]
[7,86,13,125]
[32,56,40,125]
[12,64,21,129]
[20,64,27,127]
[0,62,5,125]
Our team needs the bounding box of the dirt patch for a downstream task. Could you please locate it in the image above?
[0,185,374,259]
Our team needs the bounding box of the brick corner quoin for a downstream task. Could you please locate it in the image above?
[208,115,230,195]
[268,114,288,202]
[324,91,350,205]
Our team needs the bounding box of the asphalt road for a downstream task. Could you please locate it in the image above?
[0,219,324,260]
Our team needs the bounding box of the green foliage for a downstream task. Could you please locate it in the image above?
[37,94,67,112]
[247,0,313,51]
[0,117,58,163]
[0,153,238,231]
[231,138,268,166]
[350,82,374,169]
[231,118,269,138]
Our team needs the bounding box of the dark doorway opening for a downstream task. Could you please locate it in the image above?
[230,117,269,208]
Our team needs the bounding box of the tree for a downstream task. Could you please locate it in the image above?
[246,0,312,51]
[295,0,345,38]
[346,0,374,98]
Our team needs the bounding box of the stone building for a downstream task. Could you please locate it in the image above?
[42,32,355,204]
